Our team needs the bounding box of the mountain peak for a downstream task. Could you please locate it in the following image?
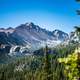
[0,27,14,33]
[25,22,34,26]
[52,29,69,41]
[0,22,69,47]
[54,29,63,32]
[16,22,36,30]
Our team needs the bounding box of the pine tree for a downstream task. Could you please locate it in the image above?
[43,45,52,80]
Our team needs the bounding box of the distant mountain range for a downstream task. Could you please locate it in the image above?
[0,22,69,45]
[0,22,78,56]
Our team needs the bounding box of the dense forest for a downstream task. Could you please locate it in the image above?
[0,42,79,80]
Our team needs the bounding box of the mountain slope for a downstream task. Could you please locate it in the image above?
[52,29,69,41]
[0,22,69,56]
[0,22,69,46]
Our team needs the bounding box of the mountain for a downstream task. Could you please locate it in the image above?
[0,22,69,56]
[14,22,54,44]
[52,29,69,41]
[0,27,14,33]
[69,31,79,43]
[0,22,69,45]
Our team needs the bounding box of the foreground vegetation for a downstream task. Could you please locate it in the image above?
[0,43,79,80]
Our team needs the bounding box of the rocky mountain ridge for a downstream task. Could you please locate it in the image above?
[0,22,69,45]
[0,22,71,56]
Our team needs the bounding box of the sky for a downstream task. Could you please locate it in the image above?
[0,0,80,33]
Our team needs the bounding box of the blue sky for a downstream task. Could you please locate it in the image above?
[0,0,80,33]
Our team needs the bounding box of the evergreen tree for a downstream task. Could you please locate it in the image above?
[75,1,80,79]
[43,45,52,80]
